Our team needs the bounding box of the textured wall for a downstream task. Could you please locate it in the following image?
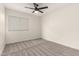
[42,4,79,50]
[6,9,41,44]
[0,4,5,55]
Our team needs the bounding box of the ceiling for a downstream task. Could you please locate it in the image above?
[3,3,70,16]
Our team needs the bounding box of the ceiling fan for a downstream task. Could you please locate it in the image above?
[25,3,48,13]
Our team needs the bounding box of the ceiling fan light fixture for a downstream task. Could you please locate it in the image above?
[34,11,39,14]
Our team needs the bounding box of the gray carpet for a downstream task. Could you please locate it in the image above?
[2,38,79,56]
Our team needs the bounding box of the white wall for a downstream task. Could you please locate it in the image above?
[6,9,41,44]
[0,4,5,55]
[42,4,79,50]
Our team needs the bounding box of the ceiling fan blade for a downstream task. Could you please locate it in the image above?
[38,10,43,13]
[32,11,35,13]
[25,7,34,9]
[38,6,48,9]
